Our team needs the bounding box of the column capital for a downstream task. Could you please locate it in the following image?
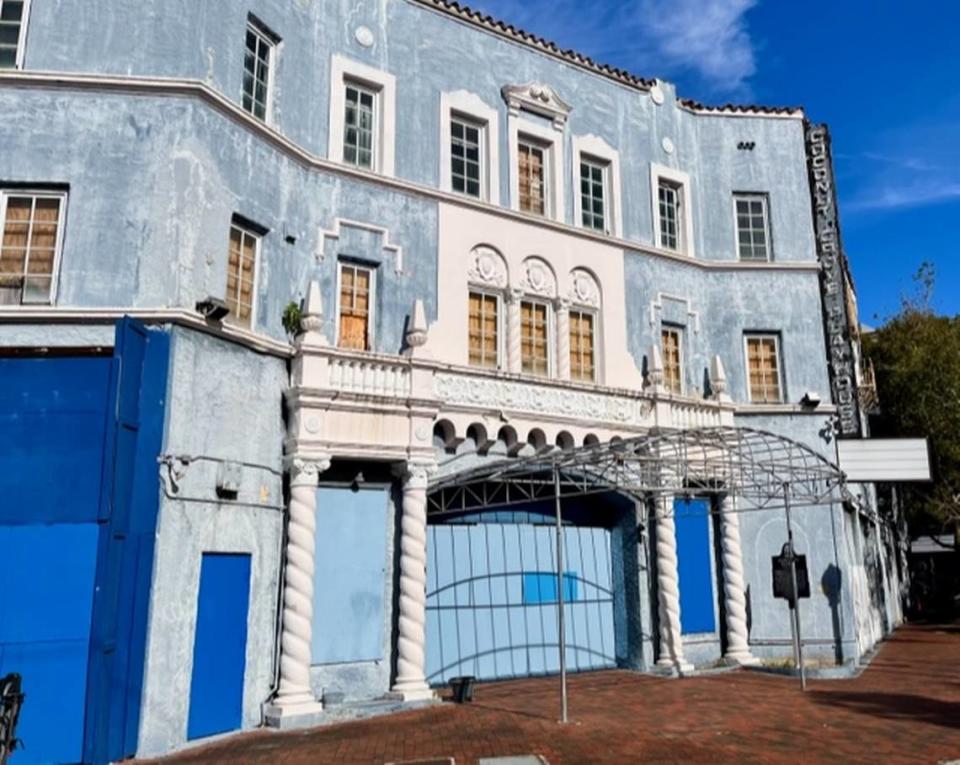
[506,286,526,303]
[394,460,438,489]
[286,454,332,486]
[554,296,572,312]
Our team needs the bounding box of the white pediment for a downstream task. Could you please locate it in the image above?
[501,83,573,128]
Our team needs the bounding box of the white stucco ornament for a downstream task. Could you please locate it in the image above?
[661,137,675,155]
[354,26,374,48]
[468,246,508,288]
[570,268,600,307]
[521,257,557,298]
[650,83,665,105]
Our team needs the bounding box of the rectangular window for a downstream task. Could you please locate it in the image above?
[338,262,373,350]
[569,309,595,382]
[343,82,377,169]
[518,137,546,215]
[658,179,682,251]
[735,194,771,261]
[520,300,549,376]
[450,115,482,198]
[468,291,499,368]
[0,191,65,305]
[580,157,607,231]
[0,0,28,69]
[661,327,683,394]
[241,18,276,121]
[225,221,260,328]
[745,334,783,403]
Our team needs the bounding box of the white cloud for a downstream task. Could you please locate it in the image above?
[845,181,960,213]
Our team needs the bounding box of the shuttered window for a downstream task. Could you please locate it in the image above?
[0,191,65,305]
[661,327,682,394]
[745,334,783,403]
[226,222,259,328]
[338,263,373,350]
[569,310,596,382]
[520,300,549,376]
[468,291,499,368]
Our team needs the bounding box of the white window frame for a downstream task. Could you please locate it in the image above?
[440,90,499,204]
[572,134,622,238]
[508,115,564,222]
[519,296,554,377]
[0,188,67,305]
[224,219,262,330]
[328,55,396,177]
[661,324,684,395]
[743,333,785,404]
[241,16,278,123]
[732,192,773,262]
[0,0,30,70]
[650,163,695,257]
[467,287,504,370]
[334,260,377,351]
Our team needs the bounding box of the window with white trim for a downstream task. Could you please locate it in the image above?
[337,261,375,350]
[0,190,65,305]
[0,0,29,69]
[518,135,548,215]
[658,179,682,251]
[744,333,783,403]
[241,16,277,121]
[520,299,550,376]
[468,290,500,369]
[661,326,683,394]
[579,157,607,232]
[450,114,483,198]
[343,81,377,169]
[569,309,596,382]
[225,220,260,328]
[734,193,772,261]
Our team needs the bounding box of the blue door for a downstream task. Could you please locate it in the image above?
[187,553,252,741]
[674,497,716,634]
[426,519,616,685]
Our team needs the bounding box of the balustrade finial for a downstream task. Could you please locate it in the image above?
[710,354,730,402]
[647,344,665,390]
[299,280,329,346]
[404,299,430,358]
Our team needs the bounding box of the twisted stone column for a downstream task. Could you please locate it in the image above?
[507,288,523,374]
[719,495,757,664]
[555,297,571,381]
[268,456,329,720]
[392,461,436,700]
[655,495,693,673]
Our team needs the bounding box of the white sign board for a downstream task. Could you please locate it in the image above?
[837,438,931,482]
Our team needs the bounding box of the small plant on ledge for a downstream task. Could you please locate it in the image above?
[282,300,302,339]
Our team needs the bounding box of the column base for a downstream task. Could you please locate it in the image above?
[391,681,436,702]
[656,658,695,675]
[263,699,325,730]
[725,651,761,667]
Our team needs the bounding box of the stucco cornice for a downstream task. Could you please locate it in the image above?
[0,70,819,275]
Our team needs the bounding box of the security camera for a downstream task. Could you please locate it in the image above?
[195,297,230,322]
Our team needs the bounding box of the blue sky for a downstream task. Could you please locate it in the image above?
[468,0,960,323]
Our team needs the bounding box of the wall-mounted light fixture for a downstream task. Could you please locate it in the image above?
[800,391,822,408]
[195,296,230,322]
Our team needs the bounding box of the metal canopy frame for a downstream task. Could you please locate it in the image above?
[428,426,849,517]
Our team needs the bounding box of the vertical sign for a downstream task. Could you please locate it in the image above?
[806,124,862,437]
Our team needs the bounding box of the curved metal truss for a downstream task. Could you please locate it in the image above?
[428,425,848,517]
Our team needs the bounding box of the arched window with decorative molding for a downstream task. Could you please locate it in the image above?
[515,256,558,377]
[563,268,602,384]
[466,245,509,370]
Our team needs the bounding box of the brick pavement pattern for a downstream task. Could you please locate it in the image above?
[147,623,960,764]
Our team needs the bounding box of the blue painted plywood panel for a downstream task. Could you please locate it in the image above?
[675,498,717,635]
[0,357,112,525]
[312,487,388,664]
[0,523,99,765]
[187,553,251,741]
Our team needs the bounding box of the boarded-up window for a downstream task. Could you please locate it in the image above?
[0,192,65,305]
[468,291,498,368]
[226,222,259,328]
[745,334,782,403]
[570,309,595,382]
[338,263,373,350]
[661,327,682,394]
[521,300,549,375]
[518,138,546,215]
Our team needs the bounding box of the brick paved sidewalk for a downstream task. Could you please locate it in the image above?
[147,623,960,764]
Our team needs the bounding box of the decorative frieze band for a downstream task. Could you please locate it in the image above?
[433,372,653,425]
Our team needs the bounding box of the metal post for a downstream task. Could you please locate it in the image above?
[783,482,807,690]
[554,466,568,723]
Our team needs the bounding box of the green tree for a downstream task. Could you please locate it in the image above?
[863,262,960,546]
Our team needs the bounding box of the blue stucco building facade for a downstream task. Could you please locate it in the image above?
[0,1,904,761]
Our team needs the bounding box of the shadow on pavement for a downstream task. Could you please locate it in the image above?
[810,690,960,730]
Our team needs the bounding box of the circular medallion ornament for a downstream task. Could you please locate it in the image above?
[354,26,374,48]
[661,137,675,155]
[415,425,429,442]
[650,83,665,106]
[304,416,320,434]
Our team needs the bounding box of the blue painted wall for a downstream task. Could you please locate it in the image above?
[187,553,252,741]
[675,497,716,635]
[312,486,389,664]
